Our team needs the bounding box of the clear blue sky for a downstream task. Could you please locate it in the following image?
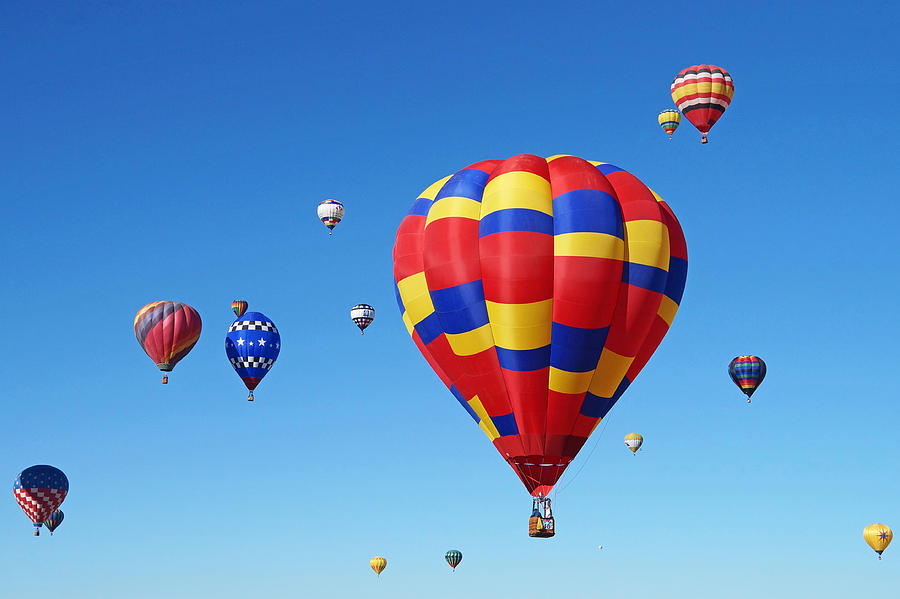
[1,1,898,597]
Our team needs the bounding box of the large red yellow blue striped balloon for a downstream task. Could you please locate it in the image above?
[393,155,687,497]
[671,64,734,143]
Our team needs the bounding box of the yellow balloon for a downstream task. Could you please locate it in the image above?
[624,432,643,454]
[864,524,892,558]
[370,556,387,576]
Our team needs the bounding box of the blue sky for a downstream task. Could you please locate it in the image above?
[1,1,898,597]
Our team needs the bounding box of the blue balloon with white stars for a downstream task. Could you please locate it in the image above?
[225,311,281,400]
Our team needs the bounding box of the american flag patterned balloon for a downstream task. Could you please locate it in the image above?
[14,465,68,536]
[225,311,281,401]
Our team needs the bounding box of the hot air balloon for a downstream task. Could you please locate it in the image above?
[351,304,375,334]
[14,465,68,536]
[370,556,387,576]
[134,301,202,384]
[624,432,643,454]
[864,524,893,559]
[232,300,248,318]
[318,199,345,235]
[729,356,766,402]
[671,65,733,143]
[226,311,281,401]
[444,549,462,571]
[393,154,687,535]
[658,109,681,139]
[44,509,64,535]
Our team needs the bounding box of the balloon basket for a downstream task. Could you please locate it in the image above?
[248,393,254,402]
[162,375,168,384]
[528,496,555,538]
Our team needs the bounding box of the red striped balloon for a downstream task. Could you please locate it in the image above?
[134,301,202,381]
[670,64,734,143]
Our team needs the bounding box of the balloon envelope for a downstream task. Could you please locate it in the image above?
[624,432,643,453]
[393,154,687,497]
[671,65,733,143]
[231,300,248,318]
[729,355,766,400]
[14,465,68,533]
[226,311,281,394]
[864,523,893,556]
[134,301,202,372]
[445,549,463,569]
[657,109,681,138]
[318,199,345,233]
[370,556,387,575]
[351,304,375,334]
[44,509,64,534]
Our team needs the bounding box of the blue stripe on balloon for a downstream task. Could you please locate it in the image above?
[594,163,623,176]
[579,378,630,417]
[552,188,623,237]
[622,262,668,294]
[434,168,489,202]
[479,209,553,237]
[414,312,443,346]
[491,412,519,436]
[496,345,551,372]
[451,385,480,423]
[549,323,609,372]
[408,197,433,216]
[665,257,688,304]
[429,280,490,334]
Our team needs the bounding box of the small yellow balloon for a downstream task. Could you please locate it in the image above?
[864,524,893,559]
[370,556,387,576]
[624,432,643,454]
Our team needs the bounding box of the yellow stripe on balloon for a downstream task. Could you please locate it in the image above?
[401,311,415,337]
[554,232,625,260]
[658,296,679,326]
[425,196,482,228]
[133,301,165,326]
[624,220,670,270]
[485,299,552,350]
[468,396,500,440]
[168,333,201,361]
[396,272,435,326]
[445,323,494,356]
[587,348,635,398]
[418,175,453,201]
[549,367,594,395]
[481,171,553,217]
